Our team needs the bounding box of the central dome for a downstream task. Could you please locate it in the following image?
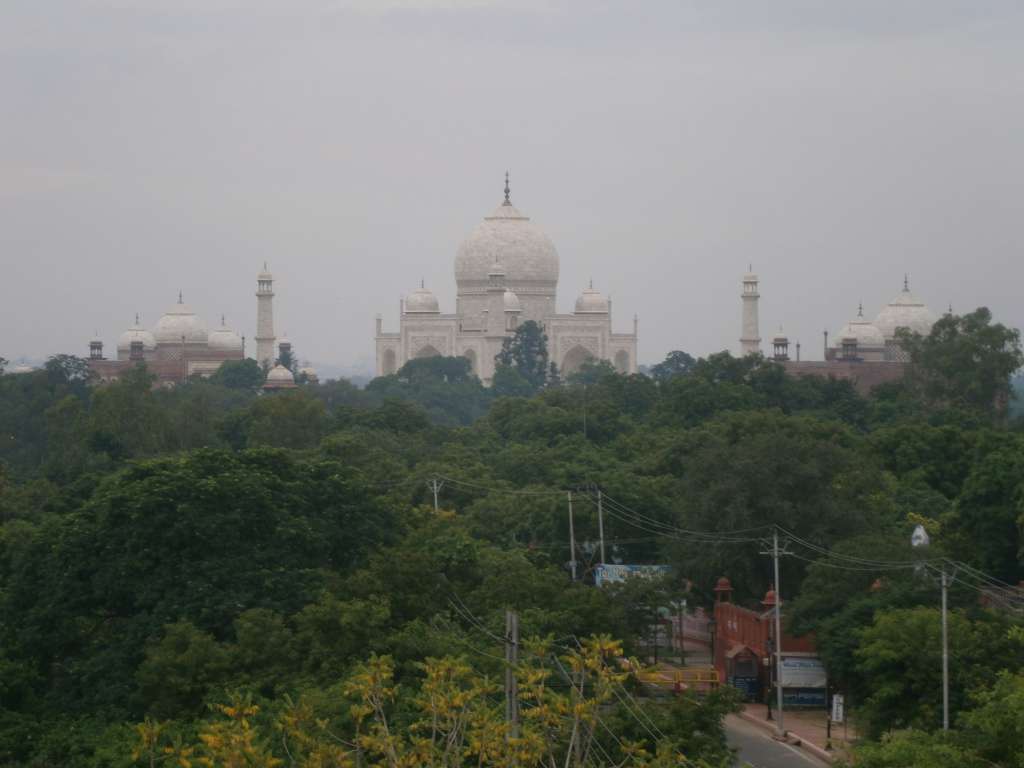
[874,281,936,339]
[153,299,208,344]
[454,200,559,289]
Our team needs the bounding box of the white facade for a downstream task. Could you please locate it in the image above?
[375,182,638,383]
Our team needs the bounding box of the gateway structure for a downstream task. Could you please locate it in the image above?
[375,176,638,383]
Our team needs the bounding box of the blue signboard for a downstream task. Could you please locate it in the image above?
[783,688,827,708]
[594,564,671,587]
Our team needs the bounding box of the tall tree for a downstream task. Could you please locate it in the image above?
[495,320,553,392]
[649,350,696,381]
[898,308,1023,419]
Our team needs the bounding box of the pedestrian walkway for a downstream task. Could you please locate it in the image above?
[739,703,857,762]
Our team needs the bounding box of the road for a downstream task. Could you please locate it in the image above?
[725,714,830,768]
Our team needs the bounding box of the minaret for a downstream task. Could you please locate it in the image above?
[740,267,761,355]
[255,263,276,367]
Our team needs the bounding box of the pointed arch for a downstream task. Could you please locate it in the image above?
[561,345,595,377]
[382,348,397,375]
[414,344,442,359]
[614,350,630,374]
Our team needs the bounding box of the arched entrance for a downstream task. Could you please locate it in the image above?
[614,350,630,374]
[463,348,478,376]
[415,344,442,359]
[382,348,397,375]
[561,345,595,378]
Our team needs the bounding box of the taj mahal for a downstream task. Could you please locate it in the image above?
[375,175,639,383]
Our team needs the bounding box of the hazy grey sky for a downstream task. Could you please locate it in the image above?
[3,0,1022,372]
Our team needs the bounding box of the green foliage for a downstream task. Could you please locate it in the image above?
[649,350,697,382]
[495,320,554,392]
[854,607,1019,738]
[209,358,265,390]
[844,729,987,768]
[898,307,1024,419]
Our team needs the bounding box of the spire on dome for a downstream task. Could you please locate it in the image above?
[503,170,511,205]
[178,290,183,304]
[904,273,910,292]
[221,314,226,326]
[135,312,140,325]
[858,302,864,318]
[421,278,425,289]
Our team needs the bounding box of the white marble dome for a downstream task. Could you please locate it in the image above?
[455,200,559,288]
[405,285,440,313]
[208,317,243,352]
[834,315,886,348]
[154,299,208,344]
[874,283,936,339]
[10,363,34,374]
[266,364,295,384]
[117,316,157,354]
[575,285,609,314]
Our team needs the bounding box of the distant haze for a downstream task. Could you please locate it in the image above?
[3,1,1022,372]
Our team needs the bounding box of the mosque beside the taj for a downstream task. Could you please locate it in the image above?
[739,268,940,391]
[85,265,304,388]
[374,175,639,383]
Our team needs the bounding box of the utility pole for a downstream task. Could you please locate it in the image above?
[505,609,519,739]
[567,491,577,581]
[941,568,950,732]
[427,478,444,512]
[596,488,606,565]
[761,528,790,739]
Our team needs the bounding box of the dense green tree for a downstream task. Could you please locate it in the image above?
[898,307,1024,419]
[495,320,553,392]
[854,607,1019,737]
[246,389,327,449]
[845,730,986,768]
[208,358,265,390]
[649,350,697,381]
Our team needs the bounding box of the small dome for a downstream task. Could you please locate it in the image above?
[762,587,778,608]
[713,577,733,593]
[264,364,296,389]
[833,306,885,348]
[405,285,440,314]
[503,289,521,312]
[208,317,243,353]
[874,279,937,339]
[117,315,157,353]
[10,363,34,374]
[153,298,208,345]
[574,284,609,314]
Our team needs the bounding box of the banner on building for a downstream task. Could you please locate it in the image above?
[779,657,826,689]
[594,564,671,587]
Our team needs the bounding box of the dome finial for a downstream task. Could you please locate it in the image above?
[858,301,863,318]
[178,290,183,304]
[904,273,910,292]
[503,170,511,205]
[589,278,593,289]
[135,312,140,325]
[221,314,226,327]
[421,278,425,289]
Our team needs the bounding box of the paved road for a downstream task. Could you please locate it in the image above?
[725,714,830,768]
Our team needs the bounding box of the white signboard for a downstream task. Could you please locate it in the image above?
[831,694,845,723]
[779,657,827,689]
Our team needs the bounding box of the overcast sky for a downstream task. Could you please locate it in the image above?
[2,0,1022,372]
